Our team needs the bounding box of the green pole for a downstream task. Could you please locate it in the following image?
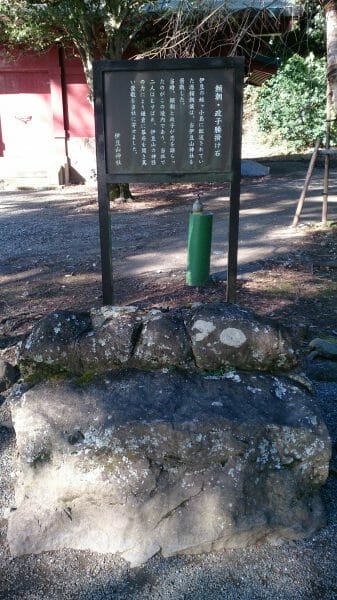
[186,200,213,286]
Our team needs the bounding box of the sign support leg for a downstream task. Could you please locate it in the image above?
[98,181,114,305]
[227,174,240,303]
[226,65,243,304]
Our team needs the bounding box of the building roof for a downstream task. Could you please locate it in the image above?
[246,55,280,86]
[156,1,302,16]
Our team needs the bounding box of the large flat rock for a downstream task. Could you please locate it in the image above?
[8,370,331,566]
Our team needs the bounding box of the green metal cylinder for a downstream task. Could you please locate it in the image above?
[186,211,213,286]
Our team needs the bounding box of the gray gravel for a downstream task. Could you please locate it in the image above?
[1,174,337,598]
[0,381,336,600]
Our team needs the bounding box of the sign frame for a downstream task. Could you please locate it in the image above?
[93,56,244,305]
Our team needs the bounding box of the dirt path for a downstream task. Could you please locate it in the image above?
[1,159,337,599]
[1,160,337,359]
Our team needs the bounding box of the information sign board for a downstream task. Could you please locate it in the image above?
[93,57,244,304]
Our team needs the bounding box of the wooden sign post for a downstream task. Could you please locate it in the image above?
[93,56,244,305]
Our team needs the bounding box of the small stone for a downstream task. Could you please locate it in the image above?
[241,159,270,177]
[0,359,19,392]
[309,338,337,360]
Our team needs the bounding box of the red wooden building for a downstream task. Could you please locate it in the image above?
[0,46,95,187]
[0,44,281,188]
[0,1,301,187]
[0,3,302,188]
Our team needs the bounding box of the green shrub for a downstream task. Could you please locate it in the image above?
[255,54,333,151]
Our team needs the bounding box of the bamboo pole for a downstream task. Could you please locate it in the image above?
[292,138,321,228]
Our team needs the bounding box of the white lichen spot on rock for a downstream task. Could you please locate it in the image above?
[257,439,269,464]
[223,371,241,383]
[247,386,262,394]
[25,338,32,350]
[273,378,288,400]
[219,328,247,348]
[192,320,216,342]
[34,354,45,363]
[304,439,325,457]
[252,349,265,361]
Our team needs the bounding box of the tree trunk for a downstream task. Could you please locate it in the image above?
[78,50,134,202]
[108,183,134,202]
[104,36,135,203]
[322,0,337,112]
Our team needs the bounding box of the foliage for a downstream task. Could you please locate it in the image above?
[305,2,326,57]
[268,1,325,62]
[256,53,332,151]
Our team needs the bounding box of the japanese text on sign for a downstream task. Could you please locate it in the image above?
[103,68,234,175]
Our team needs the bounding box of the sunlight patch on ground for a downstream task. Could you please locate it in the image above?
[1,268,43,283]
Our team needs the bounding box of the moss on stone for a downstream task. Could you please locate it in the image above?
[24,364,70,385]
[74,370,97,386]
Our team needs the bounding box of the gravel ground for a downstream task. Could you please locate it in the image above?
[0,381,336,600]
[1,166,337,598]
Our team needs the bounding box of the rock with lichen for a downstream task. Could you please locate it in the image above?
[18,311,91,378]
[133,310,193,368]
[7,370,330,566]
[17,304,297,379]
[184,303,296,371]
[78,307,142,371]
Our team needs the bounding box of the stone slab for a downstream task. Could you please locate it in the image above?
[241,160,270,178]
[8,370,331,566]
